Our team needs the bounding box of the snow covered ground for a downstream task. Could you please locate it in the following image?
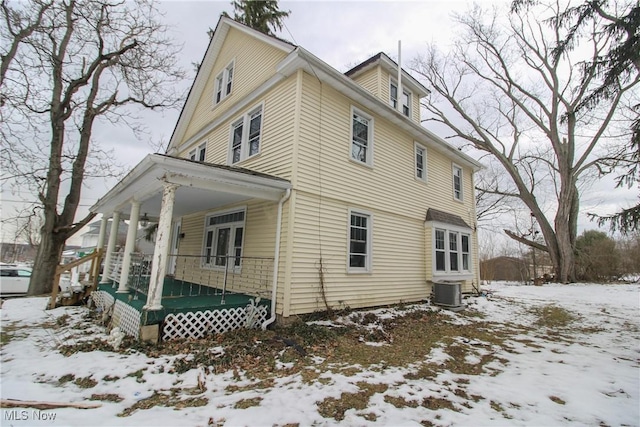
[1,282,638,426]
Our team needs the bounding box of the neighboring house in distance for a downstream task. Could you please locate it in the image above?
[90,17,482,322]
[480,256,530,282]
[0,243,37,264]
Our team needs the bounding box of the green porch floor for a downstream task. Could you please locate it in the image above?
[97,277,269,325]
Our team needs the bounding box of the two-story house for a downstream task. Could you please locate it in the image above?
[90,16,482,338]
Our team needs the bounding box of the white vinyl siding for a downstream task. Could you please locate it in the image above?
[350,107,374,166]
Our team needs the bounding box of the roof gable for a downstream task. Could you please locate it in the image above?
[346,52,429,98]
[166,16,295,152]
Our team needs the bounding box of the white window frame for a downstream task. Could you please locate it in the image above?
[213,60,235,106]
[347,209,372,273]
[430,223,473,279]
[350,106,374,167]
[189,142,207,162]
[415,142,427,182]
[389,78,412,117]
[228,104,264,165]
[202,207,246,272]
[453,163,463,201]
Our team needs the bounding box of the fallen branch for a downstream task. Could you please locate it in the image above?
[0,399,101,410]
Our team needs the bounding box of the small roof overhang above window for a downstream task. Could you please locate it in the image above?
[90,154,291,219]
[424,208,472,230]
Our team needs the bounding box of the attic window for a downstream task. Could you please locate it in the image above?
[390,81,411,117]
[214,61,234,105]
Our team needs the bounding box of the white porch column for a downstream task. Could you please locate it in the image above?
[100,212,120,284]
[96,216,108,250]
[144,183,178,310]
[117,201,140,293]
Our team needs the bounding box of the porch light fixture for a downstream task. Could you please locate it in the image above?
[140,213,150,227]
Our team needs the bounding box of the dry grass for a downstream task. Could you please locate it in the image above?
[317,382,388,421]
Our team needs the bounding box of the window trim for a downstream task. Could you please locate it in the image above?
[389,77,412,118]
[213,59,235,106]
[227,103,264,165]
[350,106,374,168]
[414,142,427,183]
[347,209,373,274]
[429,222,473,279]
[452,163,463,202]
[189,142,207,162]
[201,207,247,272]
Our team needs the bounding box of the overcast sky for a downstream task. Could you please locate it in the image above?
[1,0,636,246]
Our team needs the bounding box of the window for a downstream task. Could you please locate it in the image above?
[390,81,411,117]
[351,108,373,166]
[213,61,234,105]
[435,229,446,272]
[434,228,471,274]
[229,106,263,164]
[415,143,427,182]
[203,209,245,269]
[348,210,372,272]
[453,164,463,201]
[189,143,207,162]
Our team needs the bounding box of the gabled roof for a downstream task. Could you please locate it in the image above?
[166,16,482,172]
[166,16,296,152]
[425,208,471,229]
[345,52,430,98]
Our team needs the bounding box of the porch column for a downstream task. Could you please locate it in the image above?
[117,200,140,293]
[96,216,108,250]
[100,211,120,284]
[144,183,178,311]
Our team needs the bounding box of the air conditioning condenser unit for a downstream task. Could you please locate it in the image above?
[432,281,464,311]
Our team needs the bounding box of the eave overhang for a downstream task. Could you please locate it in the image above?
[277,48,483,172]
[90,154,291,218]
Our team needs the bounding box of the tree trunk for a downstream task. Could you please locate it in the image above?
[28,217,67,296]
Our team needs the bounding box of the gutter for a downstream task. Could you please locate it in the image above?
[262,188,291,330]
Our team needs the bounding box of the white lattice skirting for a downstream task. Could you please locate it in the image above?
[91,290,115,312]
[162,305,269,341]
[111,300,141,340]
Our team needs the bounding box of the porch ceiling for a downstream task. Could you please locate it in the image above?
[90,154,291,219]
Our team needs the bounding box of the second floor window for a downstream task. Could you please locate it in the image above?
[189,143,207,162]
[415,143,427,182]
[351,109,373,166]
[214,62,234,105]
[453,164,463,201]
[390,81,411,117]
[230,106,262,164]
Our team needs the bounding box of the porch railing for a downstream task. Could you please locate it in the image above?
[123,253,274,303]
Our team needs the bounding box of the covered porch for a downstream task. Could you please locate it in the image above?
[89,154,291,341]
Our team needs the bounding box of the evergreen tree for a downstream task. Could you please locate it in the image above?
[228,0,290,36]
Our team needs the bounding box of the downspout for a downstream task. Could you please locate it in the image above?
[262,188,291,330]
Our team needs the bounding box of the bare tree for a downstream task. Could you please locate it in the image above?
[411,1,638,282]
[0,0,184,295]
